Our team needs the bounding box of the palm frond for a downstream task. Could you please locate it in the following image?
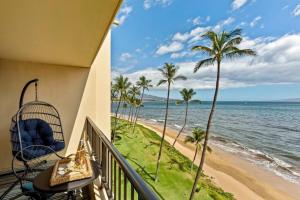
[174,75,187,81]
[157,79,167,86]
[194,57,216,73]
[158,68,168,78]
[225,49,256,60]
[228,28,242,38]
[184,136,195,143]
[201,31,217,42]
[191,45,214,56]
[223,37,243,49]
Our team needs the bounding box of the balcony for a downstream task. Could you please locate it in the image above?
[0,117,158,200]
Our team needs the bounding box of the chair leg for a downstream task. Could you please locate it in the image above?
[67,191,76,200]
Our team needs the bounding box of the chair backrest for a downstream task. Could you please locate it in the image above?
[10,101,65,160]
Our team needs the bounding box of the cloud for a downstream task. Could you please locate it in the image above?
[156,41,183,55]
[156,17,236,59]
[292,4,300,16]
[172,32,190,42]
[213,17,235,32]
[188,17,235,44]
[282,5,289,10]
[250,16,262,27]
[192,16,201,25]
[170,51,197,59]
[116,5,133,25]
[144,0,173,10]
[113,34,300,90]
[232,0,248,10]
[188,16,211,26]
[120,53,132,62]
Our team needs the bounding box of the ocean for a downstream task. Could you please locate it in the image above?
[113,101,300,185]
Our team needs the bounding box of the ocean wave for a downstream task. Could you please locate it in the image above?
[211,137,300,185]
[148,118,164,123]
[174,124,182,129]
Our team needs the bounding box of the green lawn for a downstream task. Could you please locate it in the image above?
[112,117,235,200]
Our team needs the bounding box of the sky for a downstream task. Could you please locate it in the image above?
[111,0,300,101]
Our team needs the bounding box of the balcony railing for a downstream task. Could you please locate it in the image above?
[85,117,159,200]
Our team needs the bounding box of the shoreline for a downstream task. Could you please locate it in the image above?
[135,118,300,200]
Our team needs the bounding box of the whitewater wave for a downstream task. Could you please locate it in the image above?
[174,124,182,129]
[211,136,300,185]
[148,118,164,123]
[149,118,157,122]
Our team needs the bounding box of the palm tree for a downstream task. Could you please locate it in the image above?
[154,63,187,181]
[111,82,118,102]
[112,75,131,142]
[111,82,118,110]
[127,85,140,123]
[120,90,129,119]
[132,98,142,125]
[189,29,256,199]
[172,88,196,147]
[132,76,153,133]
[185,128,205,171]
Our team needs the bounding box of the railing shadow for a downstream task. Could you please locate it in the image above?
[123,153,165,200]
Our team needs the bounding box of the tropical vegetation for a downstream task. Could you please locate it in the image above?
[173,88,197,147]
[110,28,255,200]
[112,117,234,200]
[185,128,211,171]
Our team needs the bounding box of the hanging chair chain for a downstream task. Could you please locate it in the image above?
[35,81,38,101]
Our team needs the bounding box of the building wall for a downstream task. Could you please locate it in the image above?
[0,32,111,171]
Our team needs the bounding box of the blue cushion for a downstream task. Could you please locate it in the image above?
[16,119,64,158]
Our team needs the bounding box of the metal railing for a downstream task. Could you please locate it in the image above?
[85,117,159,200]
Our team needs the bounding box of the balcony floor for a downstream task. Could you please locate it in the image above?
[0,172,91,199]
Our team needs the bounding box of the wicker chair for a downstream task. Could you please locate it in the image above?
[7,79,66,199]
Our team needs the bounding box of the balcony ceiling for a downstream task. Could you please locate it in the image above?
[0,0,122,67]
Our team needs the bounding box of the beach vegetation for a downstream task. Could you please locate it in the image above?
[112,117,235,200]
[185,127,207,171]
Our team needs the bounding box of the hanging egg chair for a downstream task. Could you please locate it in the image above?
[10,79,65,161]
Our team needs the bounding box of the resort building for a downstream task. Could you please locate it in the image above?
[0,1,157,199]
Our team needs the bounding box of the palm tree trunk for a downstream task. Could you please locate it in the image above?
[189,61,221,200]
[119,102,123,118]
[173,102,188,146]
[113,93,122,142]
[154,82,170,181]
[131,105,136,123]
[191,144,198,171]
[132,89,145,134]
[132,106,138,125]
[127,105,132,122]
[129,105,134,123]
